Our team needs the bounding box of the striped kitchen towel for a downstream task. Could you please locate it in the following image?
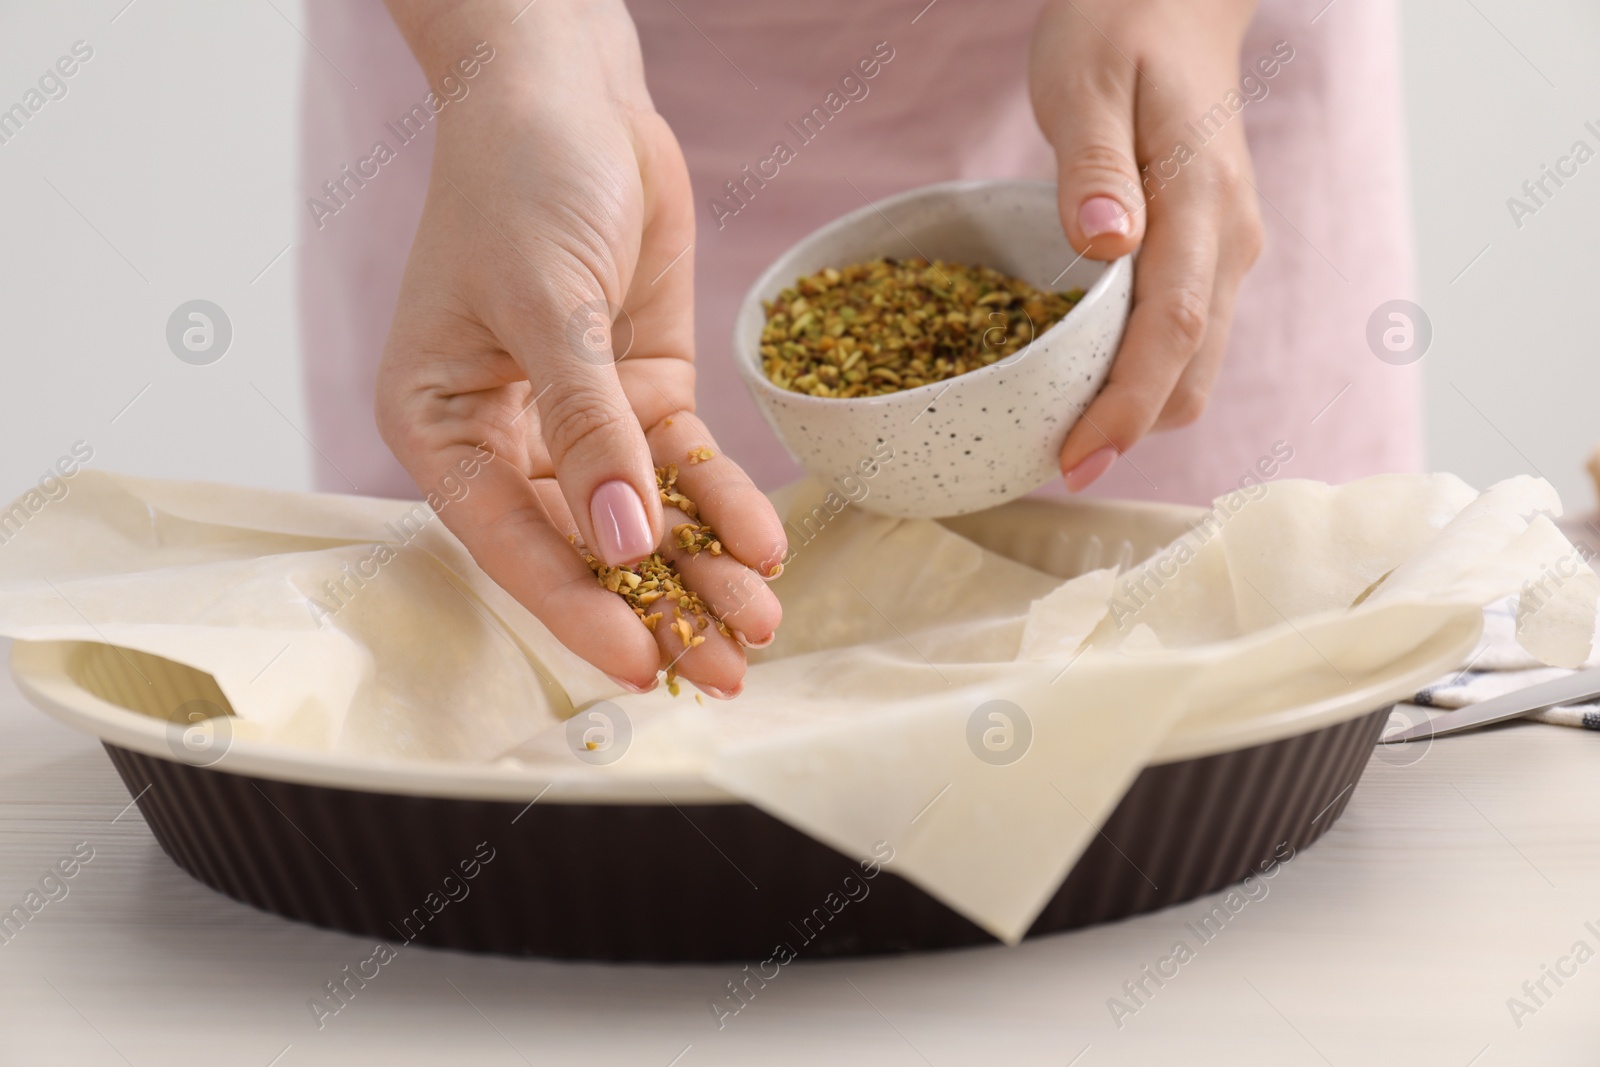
[1401,599,1600,730]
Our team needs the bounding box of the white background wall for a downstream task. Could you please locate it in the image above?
[0,0,309,498]
[0,0,1595,508]
[1402,0,1600,510]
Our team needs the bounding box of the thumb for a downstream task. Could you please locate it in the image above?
[515,287,663,568]
[1030,16,1146,260]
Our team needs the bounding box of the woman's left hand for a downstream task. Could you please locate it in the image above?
[1029,0,1266,491]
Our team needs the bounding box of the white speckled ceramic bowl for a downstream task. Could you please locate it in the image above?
[733,179,1132,519]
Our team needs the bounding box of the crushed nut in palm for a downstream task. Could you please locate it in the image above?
[579,467,731,690]
[760,257,1085,398]
[674,522,722,556]
[660,465,719,554]
[658,463,698,519]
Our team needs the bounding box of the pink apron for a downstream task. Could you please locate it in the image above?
[297,0,1421,506]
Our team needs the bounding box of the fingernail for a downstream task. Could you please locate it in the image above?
[763,562,785,582]
[730,628,774,649]
[589,480,654,565]
[1064,447,1118,493]
[608,674,658,695]
[693,682,741,701]
[1078,196,1129,239]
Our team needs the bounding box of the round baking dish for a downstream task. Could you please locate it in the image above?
[10,496,1477,961]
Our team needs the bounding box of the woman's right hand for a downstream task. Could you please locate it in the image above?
[376,0,786,698]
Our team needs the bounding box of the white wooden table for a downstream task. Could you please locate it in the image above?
[2,638,1597,1066]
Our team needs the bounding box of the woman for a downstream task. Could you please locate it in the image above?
[298,0,1421,697]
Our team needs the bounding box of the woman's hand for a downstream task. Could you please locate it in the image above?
[1030,0,1265,491]
[377,0,785,698]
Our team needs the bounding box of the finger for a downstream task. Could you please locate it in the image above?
[399,444,663,692]
[1059,175,1222,486]
[509,113,695,571]
[645,411,788,578]
[1154,265,1236,431]
[516,295,663,569]
[1154,180,1261,431]
[1030,9,1146,260]
[644,537,750,699]
[621,110,699,371]
[659,505,783,648]
[544,477,758,696]
[543,463,763,696]
[435,160,663,569]
[654,614,746,700]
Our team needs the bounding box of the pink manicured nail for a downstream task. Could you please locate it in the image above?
[1064,447,1118,493]
[589,480,654,565]
[1079,196,1130,239]
[730,628,775,649]
[608,674,659,695]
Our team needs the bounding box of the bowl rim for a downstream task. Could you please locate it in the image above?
[732,178,1134,410]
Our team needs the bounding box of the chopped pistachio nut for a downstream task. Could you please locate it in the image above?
[674,522,722,556]
[579,466,732,696]
[687,445,714,464]
[658,463,698,519]
[759,257,1085,398]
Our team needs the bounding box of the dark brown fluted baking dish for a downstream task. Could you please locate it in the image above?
[80,704,1388,961]
[13,496,1476,960]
